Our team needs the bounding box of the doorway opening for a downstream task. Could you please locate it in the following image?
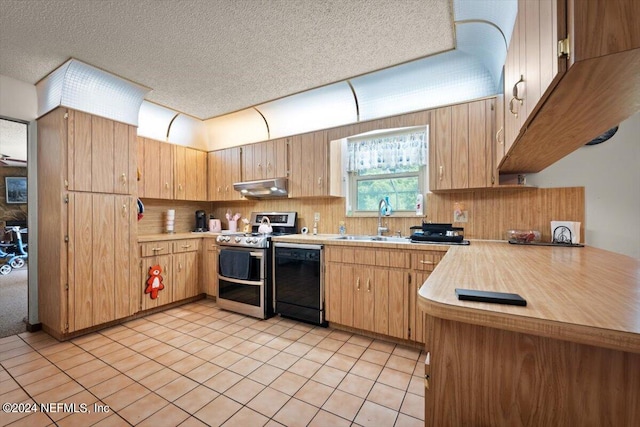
[0,117,29,338]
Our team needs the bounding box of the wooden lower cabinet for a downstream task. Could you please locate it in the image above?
[423,315,640,425]
[67,193,137,333]
[139,239,201,311]
[202,240,219,297]
[325,245,445,343]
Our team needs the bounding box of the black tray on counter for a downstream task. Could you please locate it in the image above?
[508,239,584,247]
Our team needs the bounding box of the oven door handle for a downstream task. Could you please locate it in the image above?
[218,275,263,286]
[220,248,264,259]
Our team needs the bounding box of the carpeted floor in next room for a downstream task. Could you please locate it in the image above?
[0,266,28,338]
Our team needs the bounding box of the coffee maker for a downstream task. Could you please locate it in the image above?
[195,210,207,232]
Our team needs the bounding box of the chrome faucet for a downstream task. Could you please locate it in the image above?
[377,198,390,236]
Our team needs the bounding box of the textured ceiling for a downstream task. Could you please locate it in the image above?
[0,0,455,120]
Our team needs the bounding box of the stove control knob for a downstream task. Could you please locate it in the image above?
[216,235,223,243]
[223,235,230,242]
[233,236,240,243]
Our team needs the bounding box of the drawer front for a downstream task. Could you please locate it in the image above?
[140,241,171,257]
[173,239,200,253]
[203,240,219,253]
[411,251,444,271]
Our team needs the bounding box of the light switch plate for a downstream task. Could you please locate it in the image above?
[454,210,468,223]
[314,212,320,222]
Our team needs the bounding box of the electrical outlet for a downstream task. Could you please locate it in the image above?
[314,212,320,222]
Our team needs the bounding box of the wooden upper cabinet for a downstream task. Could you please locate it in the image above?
[67,110,136,195]
[138,137,174,199]
[430,99,495,191]
[290,131,327,197]
[176,145,207,201]
[500,0,638,174]
[208,147,242,201]
[241,138,288,182]
[503,0,563,155]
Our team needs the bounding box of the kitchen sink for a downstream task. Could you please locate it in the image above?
[334,235,411,243]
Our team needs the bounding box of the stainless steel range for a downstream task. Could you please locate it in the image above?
[216,212,297,319]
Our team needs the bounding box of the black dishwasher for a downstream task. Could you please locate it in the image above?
[273,243,326,326]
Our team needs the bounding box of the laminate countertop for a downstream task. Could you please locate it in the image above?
[417,240,640,353]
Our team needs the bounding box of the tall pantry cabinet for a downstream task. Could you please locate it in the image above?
[38,108,138,339]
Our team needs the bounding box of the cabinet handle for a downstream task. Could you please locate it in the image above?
[225,185,229,192]
[122,204,127,216]
[152,247,165,252]
[257,162,262,169]
[217,186,222,193]
[366,278,371,292]
[267,161,272,171]
[508,97,521,117]
[178,184,183,191]
[178,262,183,271]
[512,75,525,101]
[420,260,435,265]
[121,173,127,185]
[356,277,360,291]
[317,177,322,187]
[181,244,191,249]
[165,182,169,189]
[496,127,504,144]
[439,166,444,181]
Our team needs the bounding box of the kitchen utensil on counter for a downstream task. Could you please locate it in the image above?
[410,222,466,244]
[195,210,207,232]
[258,217,273,234]
[209,218,221,233]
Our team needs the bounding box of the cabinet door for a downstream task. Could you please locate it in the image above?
[225,147,242,200]
[430,107,452,191]
[208,150,222,201]
[159,141,174,199]
[388,269,408,340]
[141,253,173,311]
[371,268,389,336]
[203,241,218,296]
[411,271,430,344]
[263,138,288,179]
[174,145,187,200]
[68,193,134,331]
[290,131,327,197]
[68,110,93,192]
[67,192,94,332]
[137,137,147,197]
[174,251,199,300]
[325,262,342,323]
[451,104,469,189]
[142,138,161,198]
[241,143,255,181]
[196,149,208,200]
[340,264,356,328]
[468,99,492,189]
[113,122,136,195]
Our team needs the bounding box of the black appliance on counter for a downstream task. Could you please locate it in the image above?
[195,210,207,232]
[410,222,470,245]
[215,211,298,319]
[273,243,326,326]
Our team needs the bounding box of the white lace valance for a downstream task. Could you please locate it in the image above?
[347,131,427,172]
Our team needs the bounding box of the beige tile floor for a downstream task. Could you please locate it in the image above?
[0,300,425,427]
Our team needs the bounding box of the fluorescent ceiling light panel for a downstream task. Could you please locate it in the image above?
[257,82,357,139]
[138,101,177,141]
[36,59,149,126]
[205,109,269,150]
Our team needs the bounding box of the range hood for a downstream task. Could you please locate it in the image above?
[233,177,288,198]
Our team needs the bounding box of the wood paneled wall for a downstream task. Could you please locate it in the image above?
[138,198,213,234]
[427,187,585,242]
[203,186,585,242]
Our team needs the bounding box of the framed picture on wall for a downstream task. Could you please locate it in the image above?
[5,177,27,204]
